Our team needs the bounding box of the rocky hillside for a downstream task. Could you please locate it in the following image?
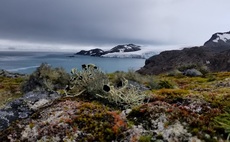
[137,31,230,75]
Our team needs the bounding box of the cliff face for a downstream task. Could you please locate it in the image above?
[137,31,230,75]
[208,49,230,72]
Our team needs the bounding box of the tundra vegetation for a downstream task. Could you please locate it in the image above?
[0,63,230,141]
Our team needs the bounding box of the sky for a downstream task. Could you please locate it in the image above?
[0,0,230,51]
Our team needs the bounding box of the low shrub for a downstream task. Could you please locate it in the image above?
[22,63,70,93]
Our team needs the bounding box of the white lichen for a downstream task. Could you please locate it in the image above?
[27,99,49,110]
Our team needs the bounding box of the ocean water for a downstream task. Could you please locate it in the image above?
[0,51,146,74]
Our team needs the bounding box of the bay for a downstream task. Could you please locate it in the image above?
[0,51,145,74]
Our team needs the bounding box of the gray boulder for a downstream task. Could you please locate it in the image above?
[183,69,203,77]
[0,91,61,131]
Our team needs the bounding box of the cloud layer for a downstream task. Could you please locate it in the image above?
[0,0,230,50]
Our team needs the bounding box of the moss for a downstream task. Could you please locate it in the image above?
[0,76,24,108]
[153,89,189,103]
[138,135,152,142]
[157,80,174,89]
[65,102,127,141]
[215,72,230,79]
[214,109,230,140]
[29,123,35,129]
[191,128,199,135]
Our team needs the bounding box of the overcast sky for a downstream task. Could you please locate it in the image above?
[0,0,230,51]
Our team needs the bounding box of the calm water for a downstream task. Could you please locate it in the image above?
[0,51,145,74]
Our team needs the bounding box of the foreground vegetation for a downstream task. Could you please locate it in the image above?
[0,76,24,108]
[0,63,230,141]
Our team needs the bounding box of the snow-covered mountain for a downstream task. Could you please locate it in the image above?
[108,44,141,53]
[204,31,230,52]
[75,44,156,59]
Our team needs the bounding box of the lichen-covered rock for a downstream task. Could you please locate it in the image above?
[0,91,60,131]
[22,91,61,110]
[0,99,32,131]
[127,97,223,141]
[1,100,128,141]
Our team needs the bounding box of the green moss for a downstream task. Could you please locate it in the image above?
[157,80,174,89]
[138,135,152,142]
[214,109,230,140]
[0,76,24,108]
[69,102,127,141]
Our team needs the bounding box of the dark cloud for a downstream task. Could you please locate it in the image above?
[0,0,158,45]
[0,0,230,49]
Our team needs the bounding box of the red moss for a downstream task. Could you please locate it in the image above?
[108,111,127,135]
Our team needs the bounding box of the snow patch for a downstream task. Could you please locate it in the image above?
[213,33,230,43]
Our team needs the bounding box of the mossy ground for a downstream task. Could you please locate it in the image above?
[0,76,24,108]
[1,70,230,141]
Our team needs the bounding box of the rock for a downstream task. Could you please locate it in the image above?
[23,91,61,110]
[0,91,61,131]
[0,99,32,131]
[0,69,25,78]
[183,68,203,77]
[204,31,230,52]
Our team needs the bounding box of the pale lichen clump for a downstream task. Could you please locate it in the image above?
[65,64,108,96]
[98,78,147,108]
[65,64,147,109]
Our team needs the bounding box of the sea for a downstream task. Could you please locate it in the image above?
[0,51,146,74]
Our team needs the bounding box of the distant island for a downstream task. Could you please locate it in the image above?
[75,44,156,59]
